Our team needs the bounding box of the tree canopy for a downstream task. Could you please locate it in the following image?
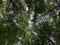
[0,0,60,45]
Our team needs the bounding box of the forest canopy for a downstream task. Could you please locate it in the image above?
[0,0,60,45]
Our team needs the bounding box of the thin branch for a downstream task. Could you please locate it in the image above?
[9,0,19,9]
[45,5,60,15]
[42,22,56,45]
[47,37,56,45]
[9,0,21,12]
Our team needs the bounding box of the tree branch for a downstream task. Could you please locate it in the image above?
[47,37,56,45]
[45,5,60,15]
[9,0,19,9]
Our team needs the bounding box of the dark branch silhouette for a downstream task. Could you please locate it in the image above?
[45,5,60,15]
[46,36,56,45]
[9,0,21,12]
[9,0,24,12]
[42,22,56,45]
[9,0,19,9]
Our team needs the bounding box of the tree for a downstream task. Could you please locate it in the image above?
[0,0,60,45]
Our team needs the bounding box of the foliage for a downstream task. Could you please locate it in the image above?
[0,0,60,45]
